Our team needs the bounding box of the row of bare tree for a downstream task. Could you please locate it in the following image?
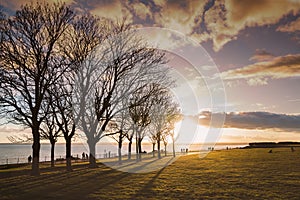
[0,2,181,176]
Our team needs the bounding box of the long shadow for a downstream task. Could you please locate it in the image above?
[102,154,160,169]
[104,155,176,173]
[8,165,133,200]
[130,157,175,199]
[1,158,176,199]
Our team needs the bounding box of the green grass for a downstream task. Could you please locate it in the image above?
[1,148,300,199]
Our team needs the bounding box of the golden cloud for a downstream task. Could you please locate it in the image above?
[153,0,207,35]
[221,54,300,85]
[249,49,274,62]
[198,111,300,132]
[204,0,300,51]
[89,0,133,22]
[277,17,300,32]
[1,0,74,10]
[131,1,152,20]
[3,0,300,52]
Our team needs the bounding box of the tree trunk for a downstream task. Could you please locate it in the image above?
[31,127,40,176]
[50,140,55,168]
[157,137,161,159]
[138,138,143,160]
[172,136,175,157]
[164,144,167,156]
[118,140,122,163]
[135,134,139,161]
[66,138,72,171]
[152,143,155,157]
[138,139,142,153]
[88,140,97,168]
[128,140,132,160]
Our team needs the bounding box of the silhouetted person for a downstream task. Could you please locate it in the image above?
[268,149,273,153]
[291,147,295,152]
[86,153,89,160]
[82,152,85,159]
[28,155,32,163]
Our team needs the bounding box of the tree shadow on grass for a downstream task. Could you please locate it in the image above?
[103,156,176,174]
[130,157,175,199]
[1,163,130,199]
[1,157,177,200]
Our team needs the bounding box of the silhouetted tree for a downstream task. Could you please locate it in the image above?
[50,13,104,171]
[129,84,164,161]
[165,106,181,157]
[149,133,157,157]
[107,116,130,163]
[0,2,74,175]
[150,88,178,159]
[40,109,62,167]
[126,129,135,160]
[74,19,168,167]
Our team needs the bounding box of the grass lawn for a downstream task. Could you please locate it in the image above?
[1,148,300,199]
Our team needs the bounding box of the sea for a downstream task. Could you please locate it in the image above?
[0,142,248,165]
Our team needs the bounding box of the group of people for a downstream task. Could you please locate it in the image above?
[181,148,188,153]
[82,152,89,160]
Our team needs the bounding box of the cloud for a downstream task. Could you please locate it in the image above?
[277,17,300,32]
[82,0,133,22]
[1,0,74,11]
[198,111,300,132]
[204,0,300,51]
[2,0,300,52]
[249,49,274,62]
[153,0,207,36]
[130,1,152,20]
[221,54,300,85]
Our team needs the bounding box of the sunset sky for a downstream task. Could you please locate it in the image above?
[0,0,300,144]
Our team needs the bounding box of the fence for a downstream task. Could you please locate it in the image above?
[0,150,188,165]
[0,152,118,165]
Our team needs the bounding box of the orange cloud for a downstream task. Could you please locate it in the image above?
[204,0,300,51]
[277,17,300,32]
[131,1,152,20]
[221,54,300,85]
[89,0,132,22]
[3,0,300,52]
[1,0,73,10]
[249,49,274,62]
[153,0,207,36]
[198,111,300,132]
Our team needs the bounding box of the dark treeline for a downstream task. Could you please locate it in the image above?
[0,2,181,175]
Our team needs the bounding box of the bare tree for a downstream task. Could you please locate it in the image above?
[165,106,181,157]
[107,112,131,163]
[50,80,77,172]
[150,88,179,159]
[0,2,74,175]
[50,13,104,171]
[128,84,164,161]
[149,132,157,157]
[126,129,135,160]
[40,111,62,168]
[74,19,168,167]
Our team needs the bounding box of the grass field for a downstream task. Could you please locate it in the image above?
[1,148,300,199]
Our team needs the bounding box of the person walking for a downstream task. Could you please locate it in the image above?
[28,155,32,163]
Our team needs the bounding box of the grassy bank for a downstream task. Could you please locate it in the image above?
[1,148,300,199]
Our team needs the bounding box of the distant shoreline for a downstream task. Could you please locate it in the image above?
[243,141,300,148]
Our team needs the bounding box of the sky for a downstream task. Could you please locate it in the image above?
[0,0,300,144]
